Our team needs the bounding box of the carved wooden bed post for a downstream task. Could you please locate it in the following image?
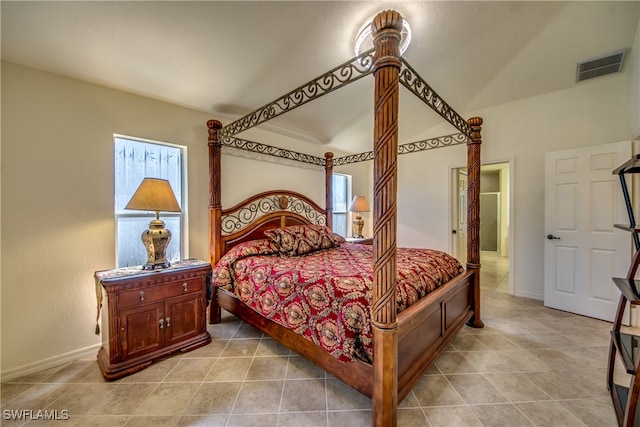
[371,10,402,427]
[207,119,223,323]
[325,152,334,230]
[466,117,484,328]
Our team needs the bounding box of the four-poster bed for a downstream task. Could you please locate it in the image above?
[206,10,483,426]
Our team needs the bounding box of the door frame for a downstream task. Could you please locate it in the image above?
[450,158,515,294]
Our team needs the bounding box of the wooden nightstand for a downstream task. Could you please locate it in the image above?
[345,237,373,245]
[94,259,212,380]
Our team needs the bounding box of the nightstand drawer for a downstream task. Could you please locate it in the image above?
[119,285,164,309]
[165,278,202,298]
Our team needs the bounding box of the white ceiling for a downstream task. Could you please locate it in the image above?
[2,1,639,153]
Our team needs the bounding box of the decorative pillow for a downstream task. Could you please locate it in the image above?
[213,239,280,289]
[264,224,345,256]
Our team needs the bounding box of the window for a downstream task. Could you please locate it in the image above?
[332,173,351,237]
[114,136,186,267]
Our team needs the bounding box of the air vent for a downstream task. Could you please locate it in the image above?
[576,48,627,82]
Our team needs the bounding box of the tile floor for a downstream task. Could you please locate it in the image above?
[1,253,623,426]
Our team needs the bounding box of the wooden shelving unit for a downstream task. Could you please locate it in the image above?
[608,155,640,427]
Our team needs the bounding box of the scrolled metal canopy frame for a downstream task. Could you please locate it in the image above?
[217,49,472,168]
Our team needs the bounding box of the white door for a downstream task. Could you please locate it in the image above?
[544,141,631,322]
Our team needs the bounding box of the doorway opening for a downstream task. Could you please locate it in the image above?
[452,161,513,293]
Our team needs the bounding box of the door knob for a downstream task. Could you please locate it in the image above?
[546,234,560,240]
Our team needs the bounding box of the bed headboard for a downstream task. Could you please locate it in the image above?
[214,190,326,260]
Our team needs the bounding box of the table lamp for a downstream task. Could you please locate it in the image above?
[125,178,182,270]
[349,195,370,239]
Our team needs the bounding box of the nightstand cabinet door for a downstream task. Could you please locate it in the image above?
[165,293,203,346]
[119,301,165,360]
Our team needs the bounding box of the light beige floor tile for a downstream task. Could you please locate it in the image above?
[134,383,199,416]
[42,361,103,384]
[462,350,518,373]
[231,380,284,414]
[523,371,595,400]
[398,390,420,408]
[286,355,325,379]
[3,383,77,412]
[123,415,179,427]
[183,381,241,415]
[473,333,521,351]
[325,379,371,410]
[327,410,371,427]
[89,383,158,415]
[227,413,278,427]
[445,374,508,405]
[450,335,490,352]
[207,321,240,340]
[423,405,482,427]
[0,409,74,427]
[497,349,552,372]
[1,383,36,405]
[220,339,261,357]
[277,411,327,427]
[515,401,584,426]
[434,351,478,374]
[471,403,534,427]
[184,339,227,357]
[280,378,327,412]
[46,383,117,415]
[233,322,264,339]
[245,356,288,380]
[484,372,551,402]
[65,415,130,426]
[205,357,252,382]
[397,408,429,426]
[176,414,228,426]
[412,375,465,407]
[8,365,68,384]
[500,333,548,349]
[163,358,215,382]
[120,358,180,383]
[256,339,291,356]
[559,397,618,426]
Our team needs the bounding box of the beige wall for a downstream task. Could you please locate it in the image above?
[0,61,344,379]
[628,14,640,138]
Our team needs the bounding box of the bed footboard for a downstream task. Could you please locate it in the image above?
[396,270,474,400]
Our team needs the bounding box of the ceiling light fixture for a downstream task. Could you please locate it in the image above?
[354,14,412,57]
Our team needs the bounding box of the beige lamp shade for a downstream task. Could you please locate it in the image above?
[349,196,370,238]
[125,178,181,215]
[125,178,181,270]
[349,195,370,213]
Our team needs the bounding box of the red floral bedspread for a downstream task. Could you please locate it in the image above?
[213,240,463,363]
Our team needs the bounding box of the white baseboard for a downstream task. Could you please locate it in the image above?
[513,290,544,301]
[1,344,100,382]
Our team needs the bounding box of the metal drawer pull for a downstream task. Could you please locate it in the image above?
[139,291,145,301]
[159,319,164,329]
[165,317,171,327]
[183,282,188,292]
